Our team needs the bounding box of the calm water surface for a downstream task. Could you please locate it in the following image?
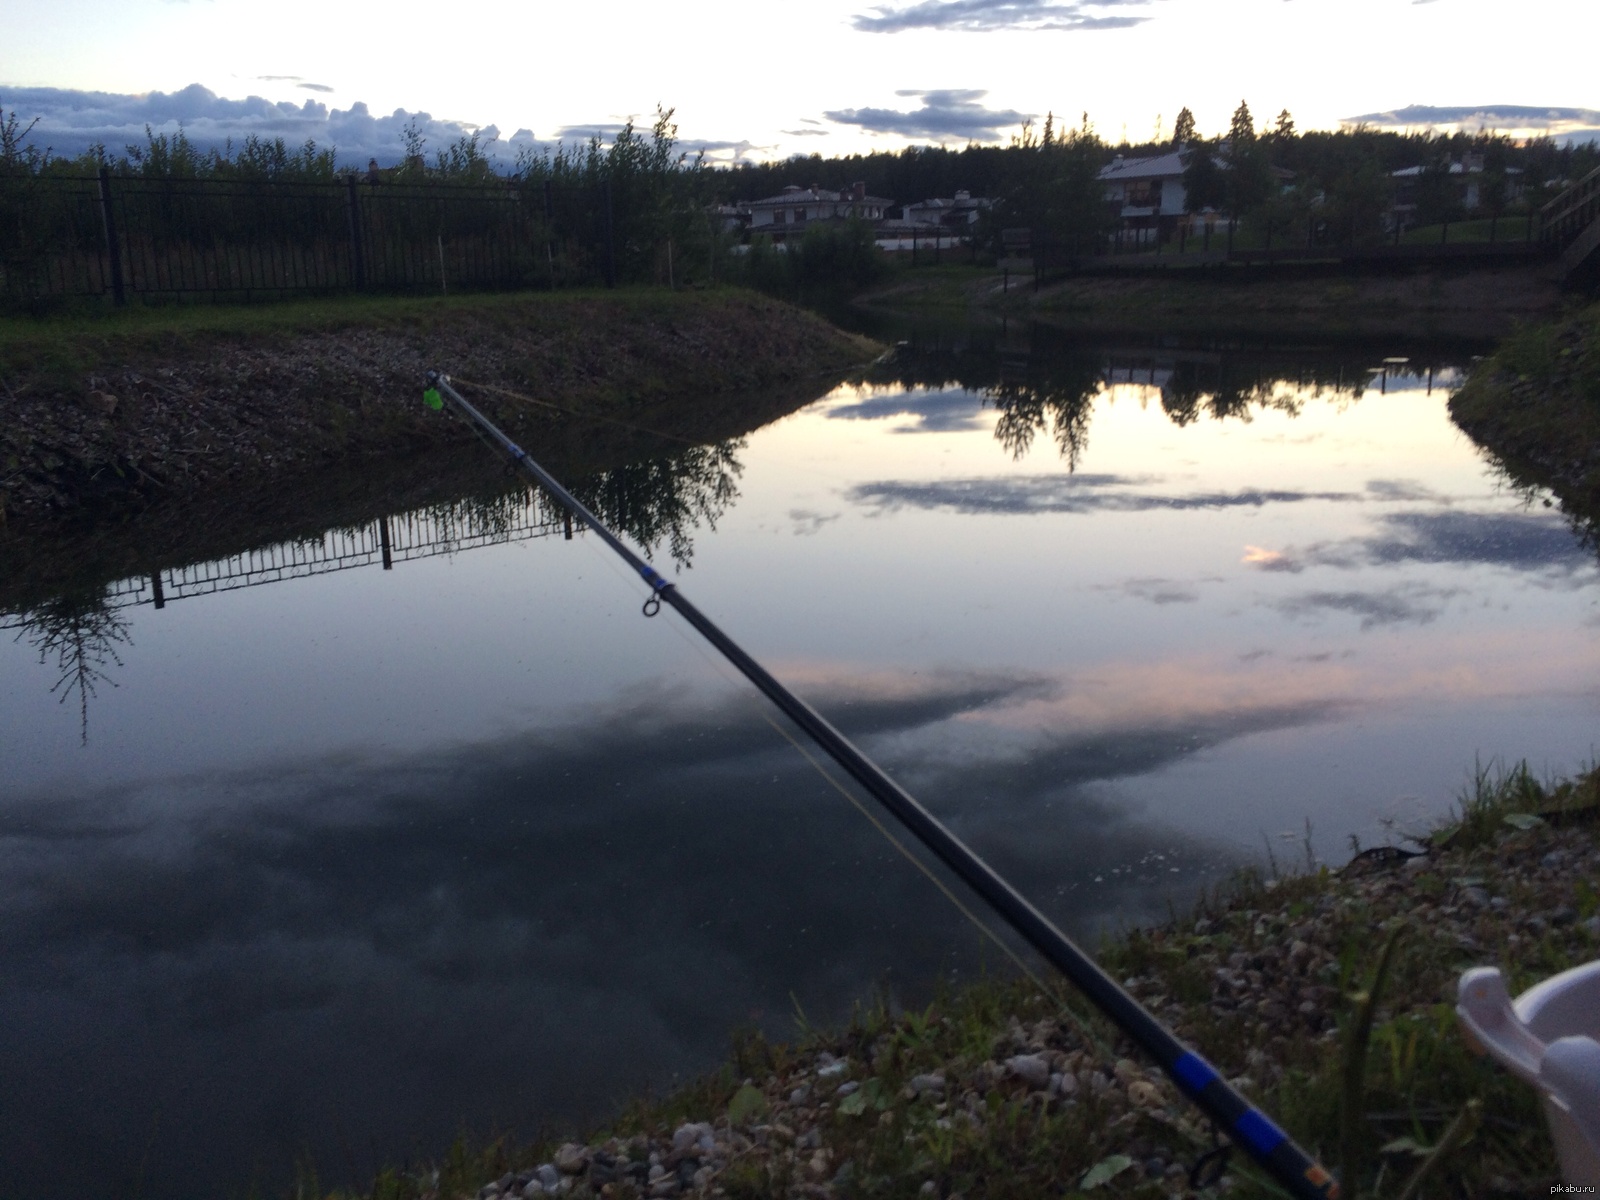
[3,324,1597,1197]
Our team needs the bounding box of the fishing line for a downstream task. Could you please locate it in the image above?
[658,611,1111,1047]
[424,371,1343,1200]
[550,462,1107,1048]
[449,376,874,493]
[451,377,712,447]
[569,518,1109,1049]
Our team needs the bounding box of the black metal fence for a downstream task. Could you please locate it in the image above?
[0,170,642,307]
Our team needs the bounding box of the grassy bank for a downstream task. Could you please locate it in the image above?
[310,763,1599,1200]
[857,264,1564,338]
[1449,299,1600,538]
[0,288,879,526]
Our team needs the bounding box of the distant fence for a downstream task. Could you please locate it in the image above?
[1026,209,1563,281]
[0,170,662,307]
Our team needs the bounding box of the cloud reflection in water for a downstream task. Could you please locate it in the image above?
[0,668,1342,1198]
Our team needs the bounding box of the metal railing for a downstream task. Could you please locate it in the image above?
[0,171,654,306]
[90,491,569,613]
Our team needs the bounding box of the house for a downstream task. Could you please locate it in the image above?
[876,190,991,251]
[708,203,749,236]
[1097,150,1192,235]
[901,190,991,230]
[1389,155,1524,226]
[746,182,894,243]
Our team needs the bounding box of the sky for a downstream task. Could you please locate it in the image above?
[2,0,1598,169]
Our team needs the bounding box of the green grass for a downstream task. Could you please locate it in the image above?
[0,285,791,402]
[1398,216,1537,246]
[0,286,725,358]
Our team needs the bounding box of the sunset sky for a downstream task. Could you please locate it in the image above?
[4,0,1597,167]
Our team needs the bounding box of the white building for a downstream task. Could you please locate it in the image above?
[746,183,893,243]
[1390,155,1524,225]
[901,190,990,229]
[1097,151,1192,229]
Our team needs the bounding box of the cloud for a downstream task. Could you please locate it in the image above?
[788,508,840,535]
[1342,104,1600,145]
[1109,577,1222,605]
[0,83,494,166]
[781,128,831,137]
[552,122,631,140]
[826,386,988,432]
[297,83,335,94]
[824,89,1030,142]
[848,473,1361,515]
[1274,583,1464,630]
[1299,511,1596,574]
[852,0,1151,32]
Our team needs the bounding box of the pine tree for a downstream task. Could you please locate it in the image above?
[1273,109,1295,140]
[1229,101,1255,146]
[1172,107,1197,146]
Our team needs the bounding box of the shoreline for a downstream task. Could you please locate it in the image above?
[1448,299,1600,536]
[334,765,1599,1200]
[857,263,1568,339]
[0,289,878,528]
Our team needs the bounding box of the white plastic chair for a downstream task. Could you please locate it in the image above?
[1457,960,1600,1185]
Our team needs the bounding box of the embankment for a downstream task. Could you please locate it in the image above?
[860,263,1566,338]
[0,289,878,529]
[1449,299,1600,533]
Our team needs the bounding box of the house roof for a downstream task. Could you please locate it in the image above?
[748,187,893,207]
[906,195,990,210]
[1390,162,1522,178]
[1097,150,1188,182]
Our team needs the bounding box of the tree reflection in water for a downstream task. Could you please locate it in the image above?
[870,323,1430,468]
[444,438,744,569]
[566,440,744,568]
[10,589,132,744]
[6,438,744,738]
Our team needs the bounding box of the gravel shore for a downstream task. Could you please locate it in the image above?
[0,290,877,525]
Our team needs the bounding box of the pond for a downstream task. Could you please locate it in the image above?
[2,319,1597,1198]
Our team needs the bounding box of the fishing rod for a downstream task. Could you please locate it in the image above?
[421,371,1342,1200]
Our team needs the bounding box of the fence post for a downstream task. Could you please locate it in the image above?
[97,167,127,306]
[345,177,367,290]
[544,180,557,289]
[602,180,616,288]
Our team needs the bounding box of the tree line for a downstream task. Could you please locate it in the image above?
[4,96,1597,301]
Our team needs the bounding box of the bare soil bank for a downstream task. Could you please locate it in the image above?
[0,289,878,528]
[860,264,1567,338]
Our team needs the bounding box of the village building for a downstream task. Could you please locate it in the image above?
[1097,150,1193,238]
[876,190,992,251]
[746,183,893,243]
[901,190,991,230]
[1097,147,1293,241]
[1389,155,1524,227]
